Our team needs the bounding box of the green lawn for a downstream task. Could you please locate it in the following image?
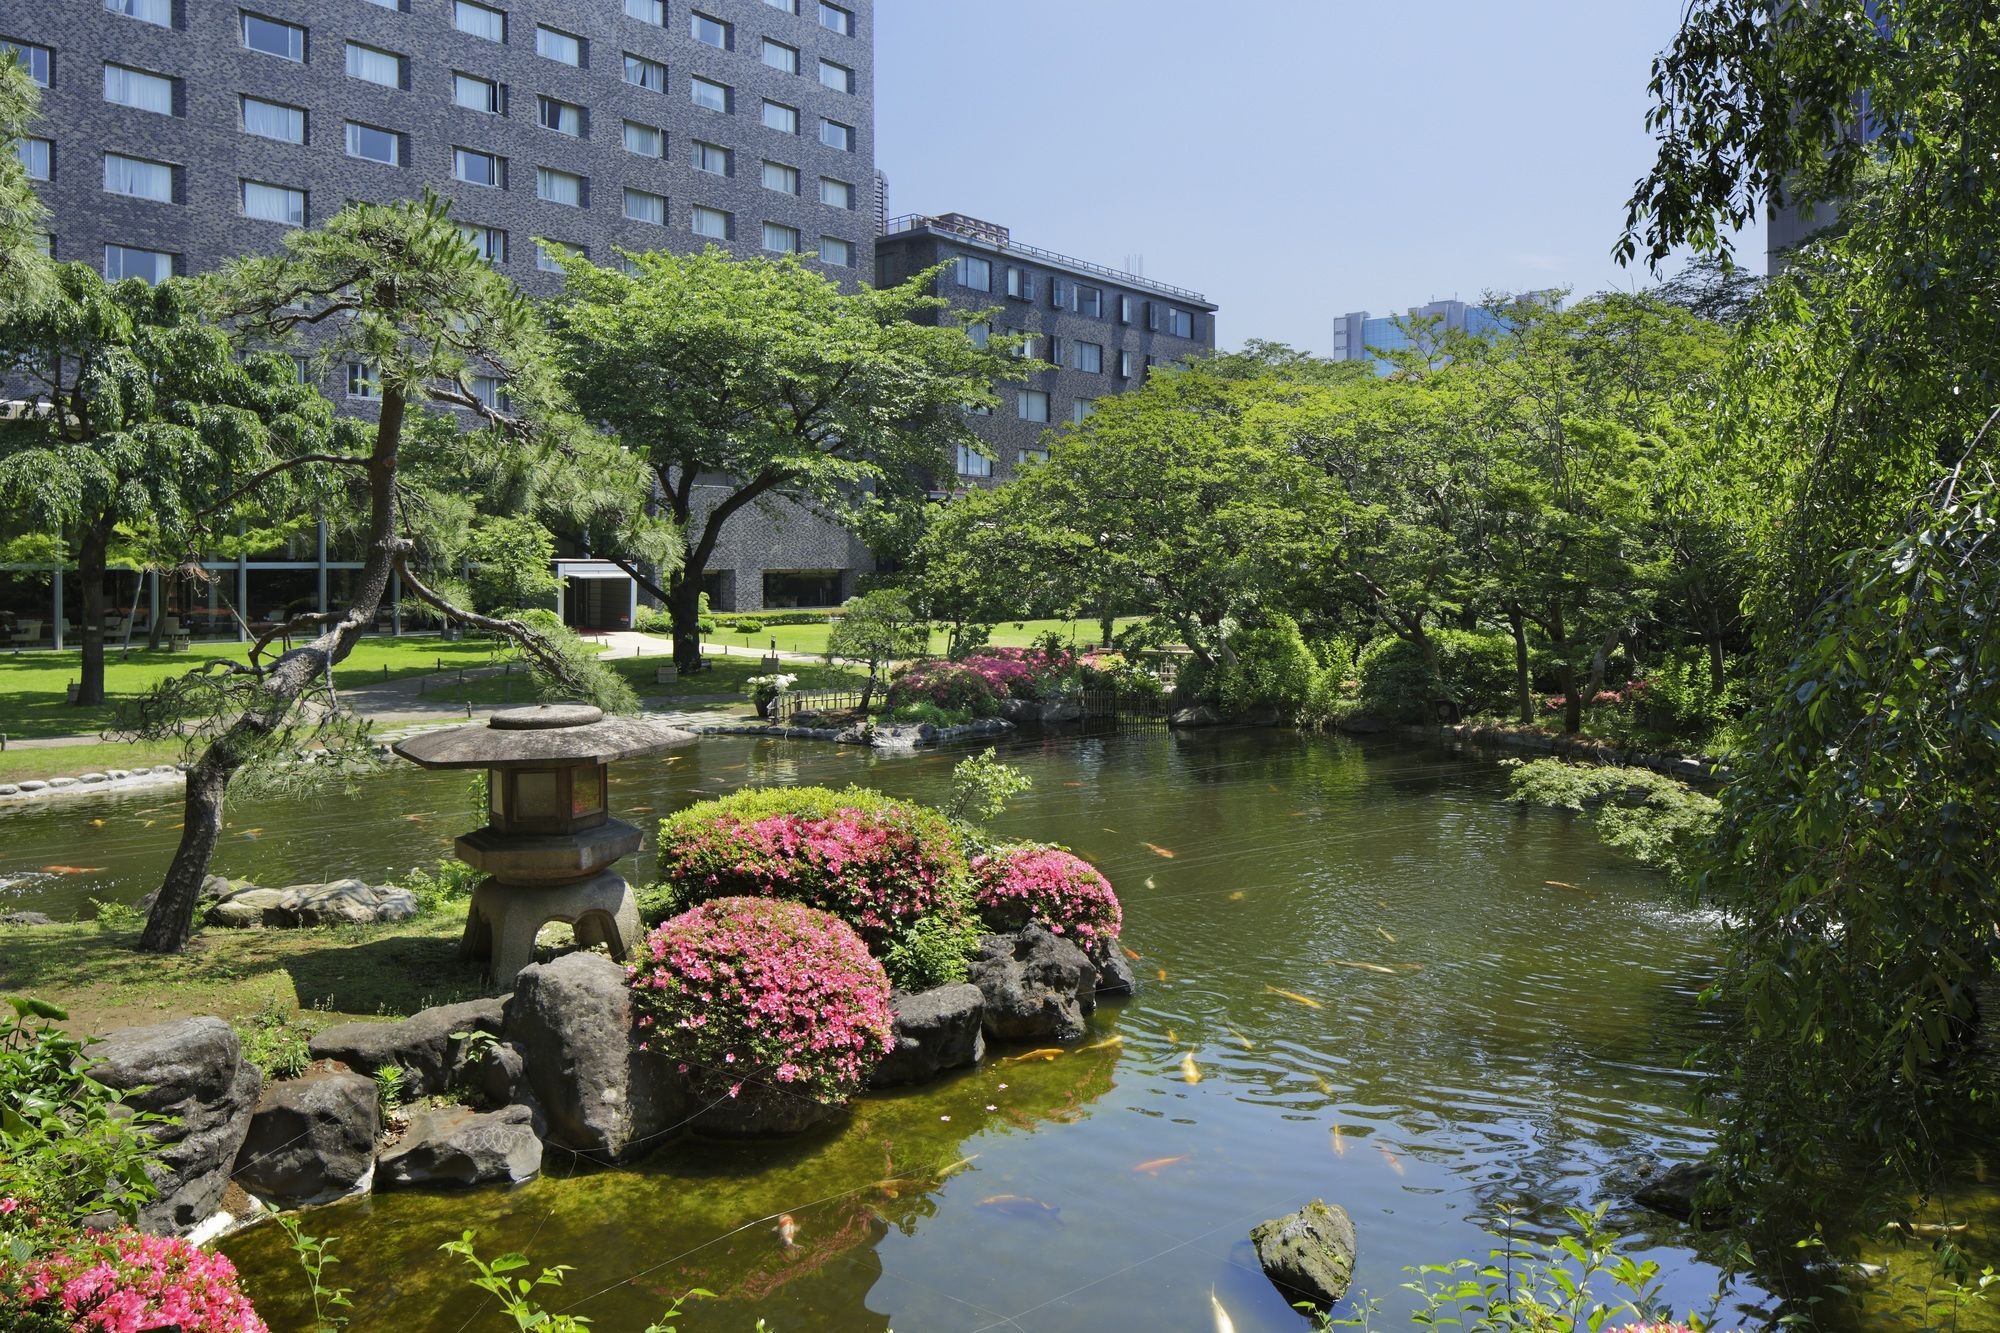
[701,615,1143,660]
[424,650,866,711]
[0,738,190,783]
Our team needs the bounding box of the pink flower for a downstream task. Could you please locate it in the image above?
[973,845,1122,946]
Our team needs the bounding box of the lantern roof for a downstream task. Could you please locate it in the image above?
[392,704,696,770]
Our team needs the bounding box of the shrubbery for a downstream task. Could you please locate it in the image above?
[884,646,1082,721]
[973,845,1122,949]
[1503,758,1719,876]
[1347,630,1515,723]
[3,1229,269,1333]
[629,897,893,1107]
[652,786,980,988]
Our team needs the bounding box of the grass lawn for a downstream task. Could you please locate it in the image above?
[0,635,509,741]
[0,912,479,1038]
[0,738,189,783]
[415,650,868,711]
[701,615,1145,660]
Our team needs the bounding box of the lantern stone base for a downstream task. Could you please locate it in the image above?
[459,871,642,992]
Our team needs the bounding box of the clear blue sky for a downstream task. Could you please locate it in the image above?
[874,0,1761,354]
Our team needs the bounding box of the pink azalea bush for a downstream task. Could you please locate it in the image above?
[653,786,979,988]
[885,646,1078,715]
[1,1227,268,1333]
[973,844,1123,949]
[629,898,893,1107]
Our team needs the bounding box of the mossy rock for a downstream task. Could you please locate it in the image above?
[1249,1198,1356,1310]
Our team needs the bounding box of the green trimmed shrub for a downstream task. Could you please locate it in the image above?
[1349,629,1515,722]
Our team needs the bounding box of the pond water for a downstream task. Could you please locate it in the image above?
[2,730,1775,1330]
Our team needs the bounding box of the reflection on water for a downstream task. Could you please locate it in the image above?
[7,730,1784,1328]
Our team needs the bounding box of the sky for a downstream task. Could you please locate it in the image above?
[873,0,1763,354]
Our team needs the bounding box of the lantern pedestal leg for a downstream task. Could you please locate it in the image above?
[460,871,643,992]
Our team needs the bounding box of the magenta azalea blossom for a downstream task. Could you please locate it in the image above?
[6,1228,269,1333]
[973,844,1122,946]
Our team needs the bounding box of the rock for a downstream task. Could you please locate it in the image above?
[999,697,1037,725]
[1250,1200,1358,1311]
[834,723,872,745]
[0,910,53,927]
[204,887,291,929]
[378,1103,541,1189]
[968,925,1099,1043]
[140,874,238,918]
[17,779,47,792]
[0,784,18,796]
[47,776,75,788]
[1633,1160,1722,1227]
[1092,947,1137,997]
[1335,714,1392,735]
[869,984,986,1088]
[91,1018,262,1235]
[232,1068,379,1206]
[270,878,382,927]
[504,952,683,1162]
[370,885,420,923]
[1040,694,1082,724]
[462,1038,529,1108]
[78,771,106,783]
[107,769,129,780]
[870,722,937,749]
[1168,705,1220,729]
[311,997,505,1096]
[689,1085,840,1137]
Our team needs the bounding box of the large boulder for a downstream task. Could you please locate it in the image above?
[378,1104,541,1189]
[269,878,418,928]
[1169,704,1221,729]
[310,997,504,1096]
[232,1068,379,1206]
[91,1018,262,1235]
[137,874,239,918]
[0,910,53,927]
[869,984,986,1089]
[968,925,1099,1042]
[1633,1160,1723,1227]
[689,1086,841,1137]
[1250,1199,1358,1311]
[504,952,683,1163]
[205,887,291,929]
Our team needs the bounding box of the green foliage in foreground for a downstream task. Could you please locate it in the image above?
[1504,759,1719,877]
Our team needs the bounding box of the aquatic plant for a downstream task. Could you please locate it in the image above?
[2,1228,269,1333]
[973,845,1122,947]
[630,897,893,1108]
[653,786,979,988]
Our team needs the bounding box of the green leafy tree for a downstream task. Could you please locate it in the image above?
[0,55,52,312]
[547,247,1019,671]
[0,267,331,706]
[824,588,928,710]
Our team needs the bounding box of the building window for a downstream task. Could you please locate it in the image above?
[535,25,583,66]
[241,95,305,142]
[1005,266,1034,300]
[241,179,305,225]
[1117,349,1136,377]
[536,240,583,273]
[537,96,584,136]
[1018,447,1049,465]
[453,147,502,187]
[1073,341,1103,374]
[345,122,400,165]
[1050,277,1071,311]
[1118,294,1135,324]
[819,176,852,209]
[453,0,504,40]
[953,255,991,292]
[1012,333,1038,360]
[1018,391,1050,423]
[762,100,798,134]
[1078,286,1103,318]
[623,120,663,156]
[536,167,584,207]
[623,188,665,225]
[1168,308,1194,338]
[106,0,174,28]
[458,223,506,262]
[690,12,730,48]
[363,0,404,9]
[240,14,304,62]
[817,59,853,93]
[956,444,991,478]
[818,236,852,267]
[470,375,510,411]
[345,42,404,88]
[623,53,665,92]
[104,244,172,283]
[103,152,174,202]
[691,141,731,175]
[1071,399,1095,424]
[453,72,502,113]
[691,77,729,112]
[819,2,853,34]
[346,363,380,400]
[766,0,798,12]
[966,322,989,348]
[761,160,797,194]
[16,136,49,181]
[762,222,799,254]
[1145,301,1161,331]
[623,0,664,23]
[762,40,798,74]
[103,64,175,115]
[966,401,991,416]
[691,205,730,240]
[1048,337,1066,367]
[819,118,853,151]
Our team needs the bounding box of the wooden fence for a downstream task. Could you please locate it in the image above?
[771,687,869,723]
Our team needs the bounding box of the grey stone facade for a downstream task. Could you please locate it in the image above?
[3,0,874,618]
[874,214,1216,489]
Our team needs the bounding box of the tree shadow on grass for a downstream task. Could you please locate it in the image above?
[276,930,489,1018]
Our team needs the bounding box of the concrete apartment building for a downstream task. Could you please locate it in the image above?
[874,213,1217,488]
[0,0,876,642]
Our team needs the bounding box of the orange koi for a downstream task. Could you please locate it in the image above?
[88,818,106,829]
[1265,985,1322,1009]
[1143,842,1176,858]
[1132,1154,1190,1175]
[774,1213,797,1248]
[1228,891,1246,902]
[1155,967,1168,982]
[1330,1123,1347,1157]
[1121,945,1142,961]
[42,865,105,874]
[1178,1052,1202,1084]
[1378,1145,1405,1175]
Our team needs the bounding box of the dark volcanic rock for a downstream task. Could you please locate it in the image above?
[232,1068,379,1205]
[92,1018,262,1235]
[311,997,505,1096]
[378,1103,542,1188]
[1250,1199,1358,1310]
[1092,947,1137,997]
[869,983,985,1088]
[968,925,1099,1042]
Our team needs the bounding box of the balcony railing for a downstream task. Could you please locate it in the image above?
[882,214,1209,305]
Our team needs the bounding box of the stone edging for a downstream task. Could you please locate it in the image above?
[0,764,189,803]
[1414,722,1726,782]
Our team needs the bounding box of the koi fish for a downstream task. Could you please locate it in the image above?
[1143,876,1156,890]
[1330,1123,1347,1158]
[1225,1027,1254,1051]
[88,818,106,829]
[1378,1144,1405,1175]
[1544,880,1583,890]
[1228,890,1246,901]
[1377,899,1390,910]
[978,1194,1061,1222]
[239,828,263,840]
[1103,828,1117,833]
[1313,1076,1334,1096]
[42,865,105,874]
[1133,1154,1190,1175]
[933,1153,980,1180]
[1897,1221,1970,1237]
[401,813,426,822]
[1211,1287,1237,1333]
[1081,1035,1123,1051]
[1377,927,1397,944]
[141,819,156,828]
[1143,842,1176,859]
[1330,960,1400,975]
[1179,1052,1202,1084]
[1265,985,1323,1009]
[1006,1048,1065,1062]
[774,1214,797,1248]
[1287,810,1308,817]
[628,805,654,813]
[1121,945,1142,961]
[1155,967,1168,982]
[1063,781,1085,788]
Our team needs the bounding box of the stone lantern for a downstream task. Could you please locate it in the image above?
[392,703,694,990]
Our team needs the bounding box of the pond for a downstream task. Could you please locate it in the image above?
[1,729,1764,1330]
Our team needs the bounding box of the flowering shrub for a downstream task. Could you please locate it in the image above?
[653,786,980,988]
[746,672,798,714]
[973,844,1123,948]
[883,660,1002,718]
[1077,650,1164,697]
[1,1228,268,1333]
[886,646,1078,715]
[629,898,892,1107]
